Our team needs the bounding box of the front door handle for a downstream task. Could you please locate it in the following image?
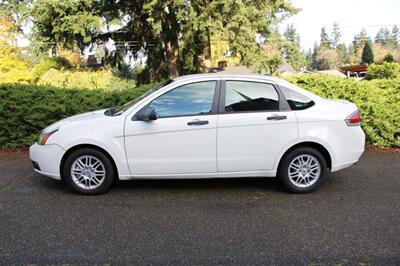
[267,115,287,121]
[187,120,209,126]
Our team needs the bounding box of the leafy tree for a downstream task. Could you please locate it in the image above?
[315,47,340,70]
[361,41,374,64]
[0,13,31,83]
[372,43,399,63]
[31,57,71,82]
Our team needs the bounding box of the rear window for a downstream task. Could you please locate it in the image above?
[280,86,315,110]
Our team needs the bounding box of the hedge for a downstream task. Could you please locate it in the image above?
[1,75,399,148]
[287,74,400,147]
[365,62,400,80]
[0,83,159,148]
[37,69,136,90]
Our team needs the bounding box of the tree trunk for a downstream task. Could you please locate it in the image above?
[162,5,181,79]
[164,39,180,79]
[195,30,212,73]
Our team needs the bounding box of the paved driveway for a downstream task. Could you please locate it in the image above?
[0,151,399,265]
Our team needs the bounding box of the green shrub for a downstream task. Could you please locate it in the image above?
[31,57,72,82]
[365,62,400,80]
[37,69,135,90]
[287,74,400,147]
[0,83,160,148]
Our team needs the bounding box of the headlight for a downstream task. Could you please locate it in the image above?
[37,128,59,145]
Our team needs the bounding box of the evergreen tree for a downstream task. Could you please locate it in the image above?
[331,22,341,49]
[353,29,370,51]
[320,27,331,48]
[375,28,386,44]
[391,25,399,48]
[345,44,357,65]
[282,24,306,71]
[27,0,299,81]
[361,41,374,64]
[383,53,395,62]
[336,43,347,66]
[383,28,392,45]
[283,24,299,42]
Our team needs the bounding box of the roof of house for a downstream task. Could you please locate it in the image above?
[339,65,368,72]
[278,63,295,73]
[317,70,347,78]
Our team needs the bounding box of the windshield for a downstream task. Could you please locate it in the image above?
[110,80,174,116]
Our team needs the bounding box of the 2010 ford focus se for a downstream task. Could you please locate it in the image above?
[29,74,365,194]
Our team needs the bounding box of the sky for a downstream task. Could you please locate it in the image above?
[279,0,400,51]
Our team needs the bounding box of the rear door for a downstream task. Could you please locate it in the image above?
[217,79,298,172]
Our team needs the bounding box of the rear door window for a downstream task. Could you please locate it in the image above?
[224,81,279,112]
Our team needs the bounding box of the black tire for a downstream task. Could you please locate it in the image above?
[62,148,115,195]
[278,147,328,194]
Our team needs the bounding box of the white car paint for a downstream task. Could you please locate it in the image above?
[29,74,365,181]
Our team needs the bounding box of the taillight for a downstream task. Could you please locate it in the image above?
[345,110,361,126]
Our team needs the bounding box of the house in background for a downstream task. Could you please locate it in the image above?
[339,64,368,78]
[317,70,347,78]
[278,63,297,77]
[86,55,102,69]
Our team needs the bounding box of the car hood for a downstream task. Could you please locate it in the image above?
[43,109,107,132]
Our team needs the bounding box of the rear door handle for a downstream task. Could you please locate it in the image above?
[187,120,209,126]
[267,115,287,121]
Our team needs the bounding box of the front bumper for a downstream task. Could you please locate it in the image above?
[29,143,65,180]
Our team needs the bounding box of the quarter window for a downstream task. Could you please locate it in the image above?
[150,81,216,118]
[224,81,279,112]
[280,86,315,110]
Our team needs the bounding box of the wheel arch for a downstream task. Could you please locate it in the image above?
[60,144,119,180]
[276,141,332,171]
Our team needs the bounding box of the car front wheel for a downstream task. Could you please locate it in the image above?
[278,147,328,193]
[63,148,115,195]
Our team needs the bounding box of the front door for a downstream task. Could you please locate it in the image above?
[124,80,219,175]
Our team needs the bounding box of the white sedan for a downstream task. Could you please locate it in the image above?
[30,74,365,194]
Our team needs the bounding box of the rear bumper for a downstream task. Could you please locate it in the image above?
[29,143,65,180]
[331,159,360,172]
[330,126,365,172]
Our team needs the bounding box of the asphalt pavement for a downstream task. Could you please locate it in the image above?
[0,150,399,265]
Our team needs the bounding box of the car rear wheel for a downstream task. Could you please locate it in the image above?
[278,147,328,193]
[63,148,115,195]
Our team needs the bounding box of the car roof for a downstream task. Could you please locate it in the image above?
[173,73,283,84]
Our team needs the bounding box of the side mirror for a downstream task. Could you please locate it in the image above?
[134,106,157,121]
